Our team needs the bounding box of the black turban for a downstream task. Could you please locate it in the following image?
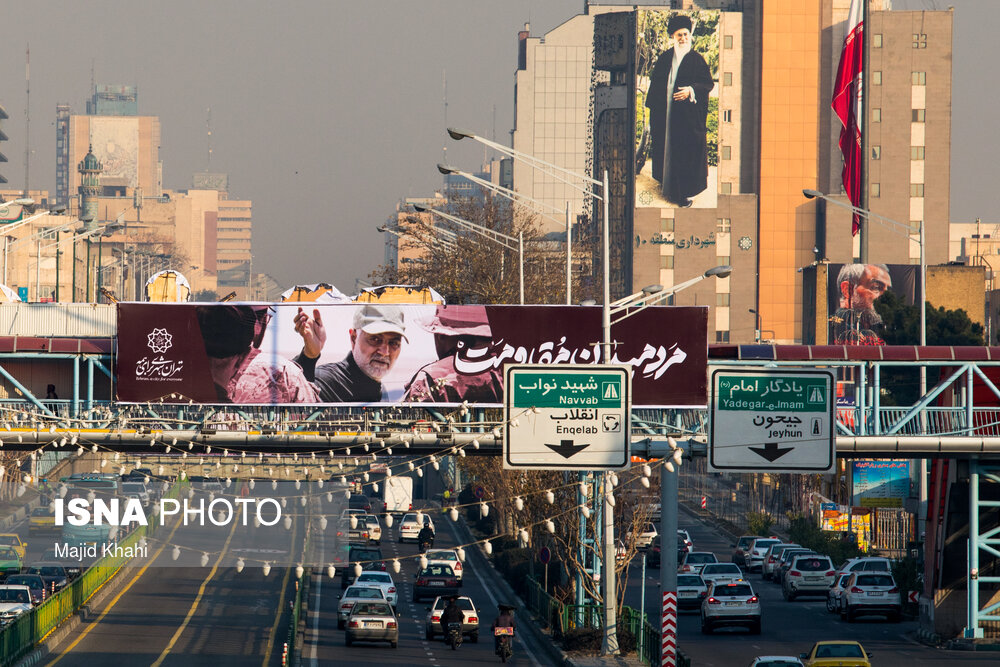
[668,14,693,36]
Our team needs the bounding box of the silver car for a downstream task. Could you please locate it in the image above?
[337,585,387,629]
[344,601,398,648]
[701,580,761,634]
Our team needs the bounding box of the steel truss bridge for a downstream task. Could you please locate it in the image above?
[3,343,1000,634]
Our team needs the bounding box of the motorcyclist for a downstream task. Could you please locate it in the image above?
[417,522,435,550]
[492,603,516,652]
[440,595,465,637]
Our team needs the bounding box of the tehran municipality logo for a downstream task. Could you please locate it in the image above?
[147,328,173,354]
[135,327,183,380]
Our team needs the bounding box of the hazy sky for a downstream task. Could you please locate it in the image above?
[0,1,993,291]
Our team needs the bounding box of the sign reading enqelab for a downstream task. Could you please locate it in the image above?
[116,303,707,408]
[504,364,631,470]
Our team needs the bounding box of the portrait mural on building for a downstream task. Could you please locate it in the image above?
[826,263,919,346]
[634,9,719,210]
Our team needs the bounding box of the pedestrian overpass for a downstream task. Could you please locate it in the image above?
[2,340,999,639]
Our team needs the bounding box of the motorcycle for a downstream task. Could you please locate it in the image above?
[419,539,432,553]
[494,626,514,663]
[446,622,463,650]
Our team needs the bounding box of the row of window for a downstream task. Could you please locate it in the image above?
[659,255,730,270]
[869,183,924,198]
[659,218,733,233]
[871,146,925,160]
[871,71,926,86]
[872,34,928,49]
[871,108,925,122]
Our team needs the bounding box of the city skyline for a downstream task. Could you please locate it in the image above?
[0,0,995,293]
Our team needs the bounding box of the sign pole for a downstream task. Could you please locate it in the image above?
[661,463,678,666]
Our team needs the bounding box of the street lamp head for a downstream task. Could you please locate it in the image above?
[412,204,428,213]
[802,188,823,200]
[447,128,474,141]
[51,205,68,215]
[580,299,598,306]
[704,265,733,279]
[641,284,664,296]
[376,225,388,233]
[748,308,757,314]
[437,163,459,176]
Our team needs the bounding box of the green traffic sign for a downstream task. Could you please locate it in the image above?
[716,375,828,413]
[508,370,626,409]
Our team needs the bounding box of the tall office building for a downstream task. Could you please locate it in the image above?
[511,1,952,343]
[55,84,162,214]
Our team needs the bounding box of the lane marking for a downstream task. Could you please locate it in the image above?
[261,520,298,667]
[150,506,243,667]
[307,527,325,667]
[43,514,187,666]
[441,515,541,667]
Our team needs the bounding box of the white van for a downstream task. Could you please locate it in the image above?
[383,476,413,516]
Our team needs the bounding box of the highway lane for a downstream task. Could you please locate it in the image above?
[40,490,299,667]
[622,508,997,665]
[304,506,540,666]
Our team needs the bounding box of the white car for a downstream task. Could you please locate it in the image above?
[425,595,480,642]
[337,585,388,629]
[746,538,782,573]
[425,549,464,583]
[353,571,398,607]
[748,657,804,666]
[826,572,853,613]
[699,562,743,586]
[0,585,33,625]
[363,515,382,545]
[679,551,718,575]
[636,522,658,549]
[701,580,761,634]
[120,481,151,505]
[840,572,902,622]
[836,556,892,578]
[782,554,835,601]
[398,513,434,543]
[677,530,694,551]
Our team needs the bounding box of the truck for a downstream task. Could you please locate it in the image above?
[383,476,413,517]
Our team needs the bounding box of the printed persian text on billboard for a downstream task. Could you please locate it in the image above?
[116,303,708,408]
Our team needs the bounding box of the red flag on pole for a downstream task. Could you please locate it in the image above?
[832,0,864,236]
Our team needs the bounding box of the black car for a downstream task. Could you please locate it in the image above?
[348,493,372,514]
[340,546,386,589]
[40,549,81,581]
[25,562,69,592]
[122,468,153,482]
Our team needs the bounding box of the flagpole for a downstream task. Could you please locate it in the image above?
[859,0,870,263]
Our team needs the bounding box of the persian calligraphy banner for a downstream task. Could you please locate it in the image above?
[116,303,707,407]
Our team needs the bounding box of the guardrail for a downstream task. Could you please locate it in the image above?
[0,482,184,666]
[523,576,687,666]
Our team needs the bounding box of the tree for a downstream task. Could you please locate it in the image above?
[369,195,598,305]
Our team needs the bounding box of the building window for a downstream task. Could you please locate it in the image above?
[723,72,733,86]
[724,35,733,49]
[714,331,731,343]
[722,109,732,123]
[912,71,926,85]
[873,34,883,48]
[910,183,925,197]
[660,217,674,233]
[912,108,926,122]
[911,146,925,160]
[720,182,732,194]
[872,71,882,85]
[660,255,674,270]
[721,145,731,160]
[872,108,881,122]
[871,146,881,160]
[913,33,927,49]
[716,294,730,307]
[910,220,922,233]
[871,183,881,198]
[717,218,731,233]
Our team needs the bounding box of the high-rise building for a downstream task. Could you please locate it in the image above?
[55,84,162,212]
[511,1,953,343]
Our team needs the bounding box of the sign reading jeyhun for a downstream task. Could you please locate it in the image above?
[116,303,707,408]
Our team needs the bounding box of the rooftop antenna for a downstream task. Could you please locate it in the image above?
[23,45,29,198]
[206,107,213,169]
[442,69,448,164]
